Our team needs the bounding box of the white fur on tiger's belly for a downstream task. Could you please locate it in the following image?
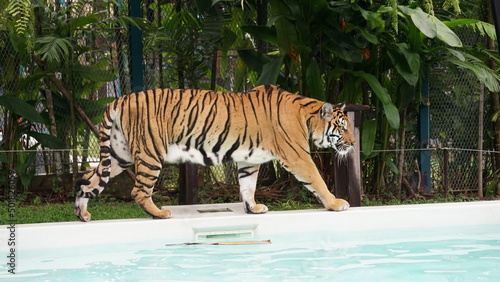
[165,143,275,165]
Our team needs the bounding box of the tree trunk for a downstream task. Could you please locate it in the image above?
[43,78,64,180]
[397,108,407,198]
[35,5,64,180]
[485,0,500,195]
[478,84,484,197]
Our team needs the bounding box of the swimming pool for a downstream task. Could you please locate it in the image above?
[1,201,499,280]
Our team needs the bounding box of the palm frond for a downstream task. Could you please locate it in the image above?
[468,21,497,40]
[445,19,497,41]
[442,0,461,14]
[446,55,500,92]
[5,0,34,51]
[35,35,72,64]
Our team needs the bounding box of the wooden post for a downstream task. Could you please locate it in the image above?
[347,111,362,207]
[333,106,367,207]
[178,163,199,205]
[333,162,349,201]
[443,147,449,198]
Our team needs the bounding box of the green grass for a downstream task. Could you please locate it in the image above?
[0,200,149,225]
[360,193,481,206]
[1,193,485,225]
[0,199,322,225]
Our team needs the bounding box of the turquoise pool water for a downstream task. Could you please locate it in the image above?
[3,224,500,281]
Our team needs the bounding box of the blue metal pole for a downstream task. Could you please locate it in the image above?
[419,70,432,193]
[129,0,144,92]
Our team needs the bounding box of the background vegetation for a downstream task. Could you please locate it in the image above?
[1,0,499,223]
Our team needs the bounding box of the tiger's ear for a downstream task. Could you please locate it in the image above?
[321,103,333,120]
[334,103,346,112]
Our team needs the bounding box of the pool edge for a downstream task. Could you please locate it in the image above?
[1,200,499,251]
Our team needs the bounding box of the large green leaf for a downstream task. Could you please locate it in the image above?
[27,131,65,149]
[362,119,377,157]
[351,71,391,104]
[241,26,278,45]
[325,30,363,62]
[433,16,462,47]
[360,28,378,44]
[351,71,400,129]
[0,96,44,123]
[16,150,37,188]
[387,43,420,86]
[408,20,423,51]
[338,74,363,104]
[444,19,478,27]
[359,6,385,31]
[237,49,270,73]
[69,15,98,30]
[397,43,420,74]
[270,0,293,18]
[399,6,436,38]
[397,82,417,109]
[274,16,299,54]
[382,102,400,130]
[305,60,325,100]
[382,157,399,174]
[398,5,462,47]
[256,56,284,85]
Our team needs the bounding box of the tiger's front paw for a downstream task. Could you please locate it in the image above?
[74,197,92,222]
[244,203,268,214]
[75,208,92,222]
[152,209,173,219]
[327,198,350,211]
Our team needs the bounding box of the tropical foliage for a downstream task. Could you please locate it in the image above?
[236,0,499,194]
[0,0,139,189]
[1,0,499,199]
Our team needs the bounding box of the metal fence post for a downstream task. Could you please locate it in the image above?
[129,0,144,92]
[419,71,432,193]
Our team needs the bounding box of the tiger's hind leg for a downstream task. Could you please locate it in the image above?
[131,158,172,219]
[74,124,133,222]
[74,161,113,222]
[74,152,131,222]
[237,162,268,214]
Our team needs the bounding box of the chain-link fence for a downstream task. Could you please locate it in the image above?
[0,1,131,194]
[361,57,495,197]
[1,0,499,202]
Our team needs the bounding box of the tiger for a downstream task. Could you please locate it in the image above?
[74,84,355,222]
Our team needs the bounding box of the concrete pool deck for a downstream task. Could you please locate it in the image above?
[1,201,499,252]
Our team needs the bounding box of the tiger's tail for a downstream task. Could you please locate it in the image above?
[74,103,116,222]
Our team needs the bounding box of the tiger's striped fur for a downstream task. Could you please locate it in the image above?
[74,84,355,222]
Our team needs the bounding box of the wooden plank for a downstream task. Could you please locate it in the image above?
[347,111,361,207]
[178,163,199,205]
[166,240,272,246]
[333,111,362,207]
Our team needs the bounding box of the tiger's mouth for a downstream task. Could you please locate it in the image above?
[334,143,353,156]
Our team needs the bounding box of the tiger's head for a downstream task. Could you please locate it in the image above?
[312,103,355,156]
